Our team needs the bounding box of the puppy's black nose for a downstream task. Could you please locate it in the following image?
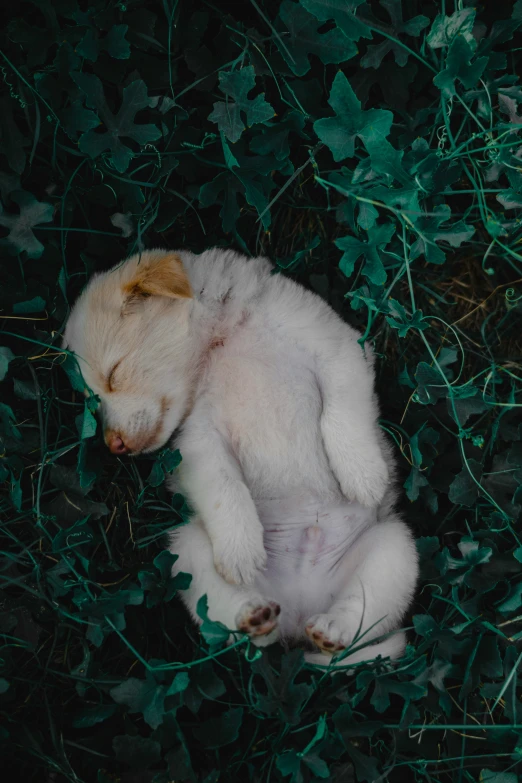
[107,432,129,455]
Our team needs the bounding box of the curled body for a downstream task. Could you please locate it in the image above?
[64,247,419,665]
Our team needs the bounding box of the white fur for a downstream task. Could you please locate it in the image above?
[64,248,419,665]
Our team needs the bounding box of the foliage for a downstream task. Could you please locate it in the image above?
[1,1,522,781]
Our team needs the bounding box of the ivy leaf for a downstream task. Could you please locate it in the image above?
[314,72,392,161]
[479,771,518,783]
[346,744,381,783]
[357,201,378,230]
[427,8,477,49]
[277,0,357,76]
[60,100,101,141]
[434,35,488,97]
[414,362,447,404]
[0,348,14,381]
[250,110,306,161]
[112,735,161,769]
[300,0,373,43]
[361,0,429,69]
[13,296,46,314]
[196,595,230,647]
[336,223,395,285]
[386,299,427,338]
[192,707,243,749]
[77,24,131,62]
[0,191,54,258]
[147,447,182,487]
[498,93,522,129]
[138,550,192,607]
[208,66,275,143]
[75,400,97,440]
[276,750,303,782]
[72,704,117,728]
[104,25,131,59]
[0,97,28,175]
[252,649,312,725]
[71,74,161,172]
[368,671,426,712]
[448,459,483,506]
[110,674,166,730]
[410,205,475,265]
[366,139,413,188]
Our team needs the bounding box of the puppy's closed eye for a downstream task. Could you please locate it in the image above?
[107,360,122,392]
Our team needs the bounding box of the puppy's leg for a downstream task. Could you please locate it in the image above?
[299,313,389,506]
[305,517,418,664]
[170,520,280,647]
[316,343,389,508]
[176,405,267,586]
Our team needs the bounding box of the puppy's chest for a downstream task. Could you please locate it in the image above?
[209,339,326,485]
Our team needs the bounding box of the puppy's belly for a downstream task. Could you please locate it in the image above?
[254,495,376,638]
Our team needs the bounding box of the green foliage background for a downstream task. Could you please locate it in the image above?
[1,1,522,781]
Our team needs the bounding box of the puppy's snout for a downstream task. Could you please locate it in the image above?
[106,431,129,455]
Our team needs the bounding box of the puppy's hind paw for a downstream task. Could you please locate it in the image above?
[236,600,280,647]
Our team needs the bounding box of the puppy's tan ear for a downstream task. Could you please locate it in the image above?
[123,253,192,302]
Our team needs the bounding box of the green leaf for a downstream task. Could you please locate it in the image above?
[448,459,483,506]
[61,353,87,393]
[252,649,312,725]
[301,0,372,43]
[52,519,96,553]
[479,771,518,783]
[303,754,329,778]
[414,362,447,404]
[208,66,275,143]
[410,205,475,265]
[192,707,243,749]
[386,299,427,338]
[104,25,131,60]
[335,223,395,285]
[427,8,477,49]
[72,74,161,172]
[361,0,429,68]
[278,0,357,76]
[0,347,14,381]
[0,97,27,174]
[112,735,161,769]
[147,447,182,487]
[196,595,230,646]
[72,704,117,728]
[110,674,166,730]
[434,35,488,97]
[250,110,306,161]
[60,100,100,141]
[0,191,53,258]
[75,400,98,440]
[13,296,46,314]
[276,750,303,782]
[314,71,393,161]
[166,672,190,698]
[346,744,381,783]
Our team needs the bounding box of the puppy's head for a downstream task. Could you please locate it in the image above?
[63,249,194,455]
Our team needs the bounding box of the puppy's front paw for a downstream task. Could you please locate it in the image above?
[213,531,267,586]
[339,449,389,508]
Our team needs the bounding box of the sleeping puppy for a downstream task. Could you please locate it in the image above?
[63,248,418,665]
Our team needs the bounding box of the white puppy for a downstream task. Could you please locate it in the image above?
[63,248,418,665]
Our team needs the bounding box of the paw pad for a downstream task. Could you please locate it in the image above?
[305,618,346,654]
[236,601,280,637]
